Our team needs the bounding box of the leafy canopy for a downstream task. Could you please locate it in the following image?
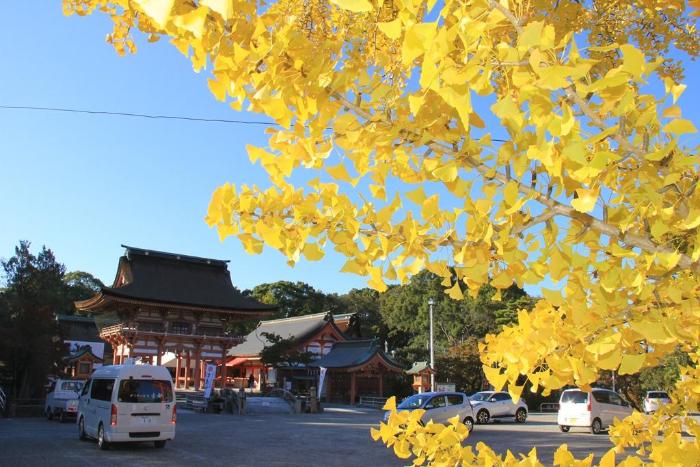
[65,0,700,464]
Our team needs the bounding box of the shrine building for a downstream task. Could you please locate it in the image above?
[76,245,276,390]
[225,312,354,391]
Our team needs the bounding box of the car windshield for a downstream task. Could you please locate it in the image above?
[469,392,493,402]
[648,392,669,399]
[60,381,83,392]
[117,380,173,403]
[398,394,431,409]
[561,391,588,403]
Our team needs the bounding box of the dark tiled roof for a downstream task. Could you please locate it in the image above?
[57,314,101,341]
[229,312,339,357]
[92,245,277,313]
[310,339,404,371]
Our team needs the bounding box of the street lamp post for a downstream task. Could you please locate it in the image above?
[428,297,435,392]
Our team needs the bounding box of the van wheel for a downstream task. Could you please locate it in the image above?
[463,417,474,433]
[515,408,527,423]
[477,409,490,425]
[154,440,167,449]
[97,424,110,450]
[559,425,570,432]
[78,417,87,441]
[46,409,53,421]
[590,418,603,435]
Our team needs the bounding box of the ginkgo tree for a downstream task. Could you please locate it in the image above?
[63,0,700,464]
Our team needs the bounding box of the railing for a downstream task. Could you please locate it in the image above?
[358,396,388,409]
[539,402,560,413]
[100,323,244,343]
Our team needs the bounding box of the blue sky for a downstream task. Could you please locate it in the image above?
[1,3,698,296]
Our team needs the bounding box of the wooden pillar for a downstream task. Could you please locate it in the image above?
[378,374,384,397]
[221,360,228,388]
[350,372,357,405]
[193,350,201,390]
[185,351,191,389]
[325,372,332,402]
[175,353,182,389]
[156,344,163,366]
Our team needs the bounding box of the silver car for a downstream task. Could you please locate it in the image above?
[469,391,528,424]
[643,391,671,414]
[384,392,475,432]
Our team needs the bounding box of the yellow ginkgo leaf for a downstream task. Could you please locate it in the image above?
[377,18,401,39]
[446,281,463,300]
[663,119,697,135]
[302,242,325,261]
[618,353,646,375]
[329,0,373,13]
[571,188,598,213]
[133,0,175,27]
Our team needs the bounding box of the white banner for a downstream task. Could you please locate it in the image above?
[203,364,217,399]
[318,367,327,399]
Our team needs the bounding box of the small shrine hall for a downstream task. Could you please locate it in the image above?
[76,245,276,390]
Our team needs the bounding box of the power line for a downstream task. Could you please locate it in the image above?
[0,104,277,126]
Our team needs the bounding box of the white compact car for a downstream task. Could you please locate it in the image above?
[469,391,528,424]
[77,364,176,449]
[45,379,84,422]
[558,388,633,434]
[385,392,475,431]
[643,391,671,414]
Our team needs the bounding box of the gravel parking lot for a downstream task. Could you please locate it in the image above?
[0,409,619,466]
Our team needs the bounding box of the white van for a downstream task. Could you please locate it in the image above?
[557,388,633,434]
[77,364,176,449]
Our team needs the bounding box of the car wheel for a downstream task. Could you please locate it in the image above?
[463,417,474,433]
[46,409,53,421]
[78,417,87,441]
[477,409,490,425]
[97,424,110,450]
[590,418,603,435]
[559,425,570,432]
[154,440,166,449]
[515,408,527,423]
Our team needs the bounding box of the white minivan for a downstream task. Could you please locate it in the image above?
[558,388,633,434]
[77,364,176,449]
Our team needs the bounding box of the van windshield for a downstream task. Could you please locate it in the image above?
[118,380,173,403]
[561,391,588,403]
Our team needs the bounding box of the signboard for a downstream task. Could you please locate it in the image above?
[267,367,277,384]
[317,367,327,399]
[65,340,105,360]
[203,364,217,399]
[436,382,456,392]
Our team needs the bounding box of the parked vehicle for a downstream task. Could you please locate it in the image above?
[469,391,528,424]
[77,364,176,450]
[384,392,475,432]
[557,388,633,434]
[643,391,671,414]
[45,379,84,422]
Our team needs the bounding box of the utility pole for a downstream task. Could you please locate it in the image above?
[428,297,435,392]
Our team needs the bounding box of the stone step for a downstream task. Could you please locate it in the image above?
[245,397,293,414]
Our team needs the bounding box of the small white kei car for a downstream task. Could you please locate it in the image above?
[45,379,84,422]
[469,391,528,424]
[384,392,475,432]
[643,391,671,414]
[77,364,176,449]
[558,388,633,434]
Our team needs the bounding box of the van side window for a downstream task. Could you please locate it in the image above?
[592,391,610,404]
[81,379,91,397]
[90,379,115,401]
[608,393,623,406]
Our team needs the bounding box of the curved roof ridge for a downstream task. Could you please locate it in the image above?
[258,311,330,325]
